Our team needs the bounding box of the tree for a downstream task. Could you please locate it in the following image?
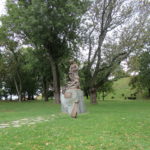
[1,0,89,103]
[20,48,39,100]
[0,25,24,101]
[127,56,140,75]
[98,81,113,101]
[79,0,150,103]
[112,65,129,80]
[128,17,150,97]
[138,52,150,96]
[26,47,54,101]
[129,52,150,97]
[0,26,40,101]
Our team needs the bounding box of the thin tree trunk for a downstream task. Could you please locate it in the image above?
[148,88,150,97]
[48,53,60,104]
[18,94,22,102]
[89,88,97,104]
[14,77,22,102]
[31,95,34,100]
[102,91,105,101]
[55,64,60,103]
[10,94,12,101]
[16,70,22,102]
[43,77,48,102]
[28,92,33,100]
[22,92,26,101]
[27,92,30,100]
[5,95,8,101]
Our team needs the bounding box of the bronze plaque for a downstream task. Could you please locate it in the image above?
[64,92,72,98]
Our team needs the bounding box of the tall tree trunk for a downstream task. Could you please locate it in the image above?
[10,94,12,101]
[22,92,26,101]
[27,91,34,100]
[31,95,34,100]
[4,95,8,101]
[148,88,150,97]
[43,77,48,102]
[27,92,31,100]
[53,66,60,104]
[28,92,33,100]
[89,87,97,104]
[54,64,60,103]
[102,91,105,101]
[48,53,60,104]
[14,77,22,102]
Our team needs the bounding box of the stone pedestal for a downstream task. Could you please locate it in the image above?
[61,89,86,115]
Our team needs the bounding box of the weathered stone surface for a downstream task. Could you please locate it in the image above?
[61,60,85,116]
[64,92,72,98]
[61,89,86,115]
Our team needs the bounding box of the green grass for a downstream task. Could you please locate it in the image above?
[100,77,142,101]
[0,100,150,150]
[0,101,59,123]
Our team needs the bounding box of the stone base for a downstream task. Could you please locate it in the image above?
[61,89,86,115]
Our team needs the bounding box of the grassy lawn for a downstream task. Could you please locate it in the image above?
[0,100,150,150]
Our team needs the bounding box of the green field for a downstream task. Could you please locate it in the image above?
[0,100,150,150]
[0,78,150,150]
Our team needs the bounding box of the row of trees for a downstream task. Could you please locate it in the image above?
[0,46,54,101]
[0,0,149,103]
[0,0,88,102]
[129,51,150,97]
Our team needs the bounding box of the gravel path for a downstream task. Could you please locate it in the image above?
[0,114,57,129]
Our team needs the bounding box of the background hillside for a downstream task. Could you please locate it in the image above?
[97,77,148,101]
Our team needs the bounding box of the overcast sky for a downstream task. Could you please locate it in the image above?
[0,0,6,16]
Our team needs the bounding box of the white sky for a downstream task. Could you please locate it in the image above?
[0,0,6,16]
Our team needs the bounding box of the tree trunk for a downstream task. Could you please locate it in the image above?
[14,77,22,102]
[48,53,60,104]
[89,88,97,104]
[102,91,105,101]
[10,94,12,101]
[27,92,31,100]
[31,95,34,100]
[22,92,26,101]
[18,94,22,102]
[4,95,8,101]
[84,88,89,99]
[55,64,60,103]
[43,77,48,102]
[148,88,150,97]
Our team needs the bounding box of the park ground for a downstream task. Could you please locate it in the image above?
[0,100,150,150]
[0,78,150,150]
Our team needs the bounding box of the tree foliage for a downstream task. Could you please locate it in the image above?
[0,0,89,102]
[0,0,149,103]
[129,52,150,97]
[79,0,150,103]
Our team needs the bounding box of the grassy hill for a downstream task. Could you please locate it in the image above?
[99,77,138,101]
